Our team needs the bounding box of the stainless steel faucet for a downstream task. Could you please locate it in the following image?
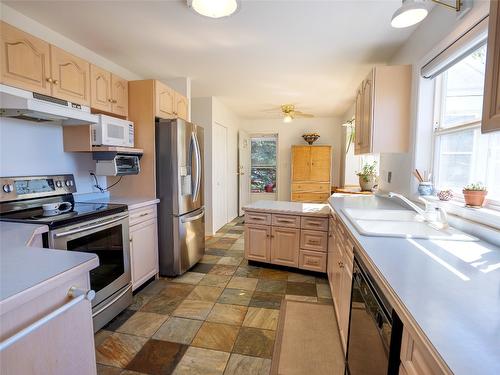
[388,192,449,229]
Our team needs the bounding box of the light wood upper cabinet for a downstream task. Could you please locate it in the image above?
[354,65,411,155]
[50,46,90,106]
[111,74,128,117]
[271,226,300,267]
[174,91,189,121]
[90,65,128,117]
[0,21,51,95]
[291,146,311,181]
[90,64,112,112]
[482,0,500,133]
[155,81,175,119]
[310,146,332,182]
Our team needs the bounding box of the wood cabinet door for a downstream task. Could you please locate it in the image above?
[90,64,111,112]
[331,224,344,321]
[361,74,373,154]
[327,216,335,291]
[245,224,270,262]
[309,146,331,182]
[0,21,51,95]
[354,86,363,155]
[338,260,352,351]
[482,0,500,133]
[50,46,90,105]
[174,91,188,121]
[111,74,128,117]
[271,226,299,267]
[155,81,174,119]
[291,146,311,182]
[130,218,159,290]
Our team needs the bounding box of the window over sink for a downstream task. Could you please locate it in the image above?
[432,43,500,207]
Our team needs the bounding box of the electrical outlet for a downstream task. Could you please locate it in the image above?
[388,171,392,184]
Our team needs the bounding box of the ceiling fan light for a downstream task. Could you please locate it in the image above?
[283,114,293,123]
[391,0,428,28]
[188,0,239,18]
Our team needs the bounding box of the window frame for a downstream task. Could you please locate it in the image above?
[249,133,278,195]
[431,50,500,208]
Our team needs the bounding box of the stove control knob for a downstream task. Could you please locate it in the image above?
[65,180,72,187]
[2,184,13,193]
[56,180,63,188]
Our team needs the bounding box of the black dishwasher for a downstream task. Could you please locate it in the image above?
[346,253,403,375]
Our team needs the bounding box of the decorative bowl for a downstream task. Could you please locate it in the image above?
[437,190,453,201]
[302,133,320,145]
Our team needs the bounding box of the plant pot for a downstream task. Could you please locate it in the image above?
[359,175,376,191]
[463,190,487,207]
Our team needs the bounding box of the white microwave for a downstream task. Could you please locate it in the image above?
[92,115,134,147]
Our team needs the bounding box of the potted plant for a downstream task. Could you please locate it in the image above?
[463,182,488,207]
[357,161,378,191]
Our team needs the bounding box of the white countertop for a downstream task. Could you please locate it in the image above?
[329,195,500,375]
[243,200,330,217]
[77,194,159,211]
[0,222,98,304]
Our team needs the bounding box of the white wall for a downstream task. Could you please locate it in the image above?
[239,117,342,201]
[191,97,240,235]
[377,0,490,196]
[0,119,106,194]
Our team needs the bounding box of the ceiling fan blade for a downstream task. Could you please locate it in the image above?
[294,111,314,118]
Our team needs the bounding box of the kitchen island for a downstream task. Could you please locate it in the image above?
[328,194,500,375]
[243,200,330,272]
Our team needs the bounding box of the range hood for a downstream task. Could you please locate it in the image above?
[0,84,98,125]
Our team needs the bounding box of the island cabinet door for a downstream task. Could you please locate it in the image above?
[245,224,271,262]
[270,226,300,267]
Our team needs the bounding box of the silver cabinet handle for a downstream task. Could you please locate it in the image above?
[0,286,94,351]
[54,214,127,238]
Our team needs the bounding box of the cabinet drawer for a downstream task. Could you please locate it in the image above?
[129,205,157,226]
[300,230,328,252]
[291,192,330,203]
[292,183,330,193]
[272,214,300,228]
[299,250,327,272]
[301,216,328,231]
[245,211,272,225]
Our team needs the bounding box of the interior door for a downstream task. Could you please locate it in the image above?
[238,130,251,216]
[213,123,228,232]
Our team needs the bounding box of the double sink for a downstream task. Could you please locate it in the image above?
[342,208,478,241]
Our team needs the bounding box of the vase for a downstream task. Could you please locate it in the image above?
[417,182,434,196]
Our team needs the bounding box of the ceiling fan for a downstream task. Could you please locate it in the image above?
[264,104,314,123]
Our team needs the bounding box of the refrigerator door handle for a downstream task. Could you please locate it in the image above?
[181,208,205,223]
[193,131,202,202]
[190,132,198,200]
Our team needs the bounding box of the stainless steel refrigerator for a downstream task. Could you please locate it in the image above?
[156,118,205,276]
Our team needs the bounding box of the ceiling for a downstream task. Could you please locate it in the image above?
[4,0,416,119]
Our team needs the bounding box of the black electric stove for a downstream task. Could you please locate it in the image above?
[0,174,127,229]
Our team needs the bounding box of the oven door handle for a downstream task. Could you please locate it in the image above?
[92,283,132,318]
[54,215,127,238]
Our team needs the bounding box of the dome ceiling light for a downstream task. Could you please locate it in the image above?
[391,0,462,28]
[187,0,240,19]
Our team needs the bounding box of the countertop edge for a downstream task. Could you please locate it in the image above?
[327,199,454,375]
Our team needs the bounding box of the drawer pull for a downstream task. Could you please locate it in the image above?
[0,286,95,351]
[307,259,320,265]
[308,240,320,245]
[277,219,292,223]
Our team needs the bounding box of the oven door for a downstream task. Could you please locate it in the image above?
[49,213,131,307]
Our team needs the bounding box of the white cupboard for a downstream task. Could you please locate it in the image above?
[129,204,159,290]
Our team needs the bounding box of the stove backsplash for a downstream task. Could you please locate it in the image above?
[0,118,106,194]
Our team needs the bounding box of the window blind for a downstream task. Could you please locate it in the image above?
[421,16,488,79]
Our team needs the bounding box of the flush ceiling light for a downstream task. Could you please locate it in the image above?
[391,0,462,28]
[188,0,239,18]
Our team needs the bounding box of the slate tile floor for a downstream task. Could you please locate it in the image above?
[96,217,333,375]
